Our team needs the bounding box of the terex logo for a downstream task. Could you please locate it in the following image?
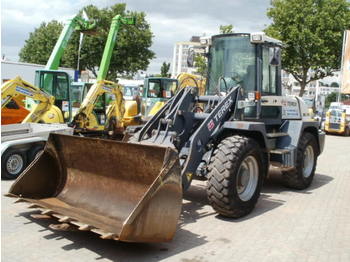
[214,97,233,122]
[207,120,215,131]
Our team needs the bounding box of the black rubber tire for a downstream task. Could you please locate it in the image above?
[206,135,265,218]
[344,127,350,137]
[1,149,27,180]
[28,144,45,163]
[282,132,318,190]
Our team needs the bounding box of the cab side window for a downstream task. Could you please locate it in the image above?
[262,47,278,95]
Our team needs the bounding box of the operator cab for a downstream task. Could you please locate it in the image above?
[206,33,283,124]
[142,77,178,116]
[35,70,72,122]
[70,82,93,115]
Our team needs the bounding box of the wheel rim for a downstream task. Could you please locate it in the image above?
[6,154,24,175]
[236,155,259,201]
[303,145,314,178]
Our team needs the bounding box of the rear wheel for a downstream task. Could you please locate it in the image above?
[282,132,318,189]
[206,135,265,218]
[344,127,350,137]
[1,149,27,180]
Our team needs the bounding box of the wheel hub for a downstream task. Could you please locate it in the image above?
[6,154,24,175]
[303,145,314,178]
[236,155,259,201]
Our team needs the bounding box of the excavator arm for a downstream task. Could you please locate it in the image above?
[177,73,206,95]
[1,77,56,123]
[71,15,135,132]
[71,80,125,131]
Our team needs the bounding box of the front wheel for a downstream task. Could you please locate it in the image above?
[282,132,318,189]
[1,149,27,180]
[206,135,266,218]
[344,127,350,137]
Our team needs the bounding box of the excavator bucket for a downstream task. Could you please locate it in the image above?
[7,134,182,243]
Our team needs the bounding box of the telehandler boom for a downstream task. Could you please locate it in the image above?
[8,33,325,243]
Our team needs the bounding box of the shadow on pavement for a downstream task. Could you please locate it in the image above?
[14,171,332,261]
[18,185,210,262]
[263,171,333,194]
[184,181,284,223]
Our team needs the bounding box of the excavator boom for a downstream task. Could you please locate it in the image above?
[1,77,55,123]
[72,80,125,131]
[72,15,135,131]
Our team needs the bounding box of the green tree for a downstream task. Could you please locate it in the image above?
[160,62,170,77]
[19,3,155,80]
[219,24,234,34]
[265,0,350,97]
[19,21,64,66]
[325,92,349,108]
[194,54,207,77]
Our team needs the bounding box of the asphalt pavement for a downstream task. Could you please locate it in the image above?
[2,134,350,262]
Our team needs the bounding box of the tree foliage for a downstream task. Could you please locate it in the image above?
[194,54,207,77]
[19,21,63,65]
[19,3,155,80]
[264,0,350,97]
[219,24,234,34]
[325,92,349,108]
[160,62,170,77]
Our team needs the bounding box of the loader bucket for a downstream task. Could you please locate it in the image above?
[7,134,182,243]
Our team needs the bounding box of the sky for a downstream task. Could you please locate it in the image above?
[1,0,272,74]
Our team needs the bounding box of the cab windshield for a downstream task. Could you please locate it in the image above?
[207,35,256,95]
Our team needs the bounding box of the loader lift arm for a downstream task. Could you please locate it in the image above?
[131,85,240,189]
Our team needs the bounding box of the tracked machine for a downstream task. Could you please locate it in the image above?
[8,33,325,242]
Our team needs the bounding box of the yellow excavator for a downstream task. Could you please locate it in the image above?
[1,15,136,137]
[69,15,136,136]
[177,72,206,95]
[1,13,96,124]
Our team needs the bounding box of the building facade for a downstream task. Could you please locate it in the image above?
[282,71,341,97]
[1,60,75,84]
[171,36,202,77]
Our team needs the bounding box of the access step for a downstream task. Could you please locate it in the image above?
[266,132,289,138]
[269,147,295,168]
[269,148,291,154]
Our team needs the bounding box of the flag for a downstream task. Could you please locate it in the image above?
[77,10,89,71]
[341,30,350,94]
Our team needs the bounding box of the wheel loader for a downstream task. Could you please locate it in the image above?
[7,32,325,243]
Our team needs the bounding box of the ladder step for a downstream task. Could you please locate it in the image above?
[266,132,288,138]
[270,148,291,154]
